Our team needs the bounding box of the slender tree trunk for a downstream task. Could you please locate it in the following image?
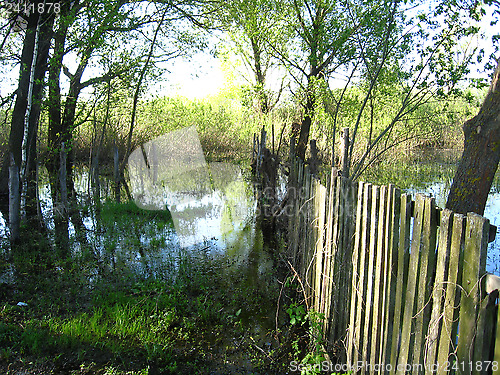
[46,7,72,252]
[6,11,40,244]
[446,60,500,215]
[25,14,54,225]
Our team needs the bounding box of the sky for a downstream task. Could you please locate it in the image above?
[157,53,225,99]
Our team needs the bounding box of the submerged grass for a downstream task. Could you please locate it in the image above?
[0,201,295,374]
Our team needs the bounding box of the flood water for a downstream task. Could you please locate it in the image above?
[2,149,499,277]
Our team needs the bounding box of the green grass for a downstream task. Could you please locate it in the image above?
[0,201,295,374]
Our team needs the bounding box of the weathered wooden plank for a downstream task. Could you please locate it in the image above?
[288,153,297,255]
[425,209,453,375]
[377,185,391,367]
[321,172,337,329]
[381,185,401,366]
[348,181,365,365]
[291,159,304,265]
[412,196,437,371]
[436,213,465,375]
[456,212,489,371]
[361,185,380,374]
[344,181,357,358]
[313,181,327,312]
[472,290,498,375]
[337,178,356,349]
[329,176,345,342]
[390,193,411,370]
[353,183,372,367]
[302,166,313,299]
[396,193,426,375]
[370,185,387,369]
[297,161,306,274]
[293,159,302,269]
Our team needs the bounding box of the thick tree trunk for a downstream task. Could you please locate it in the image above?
[446,60,500,215]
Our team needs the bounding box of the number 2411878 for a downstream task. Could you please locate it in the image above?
[4,1,61,15]
[444,361,499,372]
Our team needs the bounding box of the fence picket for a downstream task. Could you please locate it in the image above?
[352,183,372,368]
[390,193,411,371]
[361,185,380,374]
[329,176,345,341]
[412,197,438,371]
[457,213,489,370]
[313,181,327,312]
[425,209,453,374]
[473,290,498,375]
[370,185,387,370]
[348,181,365,364]
[321,173,337,329]
[381,185,401,366]
[396,193,426,375]
[436,213,466,375]
[338,180,356,351]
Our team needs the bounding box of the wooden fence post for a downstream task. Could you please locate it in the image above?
[361,185,380,374]
[347,181,365,364]
[351,182,372,368]
[389,193,411,370]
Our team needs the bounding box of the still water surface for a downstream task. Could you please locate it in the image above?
[2,153,499,277]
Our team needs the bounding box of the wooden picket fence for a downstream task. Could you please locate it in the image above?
[287,154,500,374]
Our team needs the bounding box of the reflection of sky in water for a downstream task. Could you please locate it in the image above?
[0,214,6,239]
[405,181,500,275]
[128,156,255,248]
[167,175,254,248]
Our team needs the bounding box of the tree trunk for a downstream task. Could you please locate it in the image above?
[250,36,269,114]
[47,16,70,175]
[296,93,314,160]
[6,11,40,243]
[25,14,54,224]
[446,60,500,215]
